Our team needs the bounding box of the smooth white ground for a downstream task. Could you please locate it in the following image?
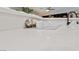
[2,7,79,51]
[0,21,79,51]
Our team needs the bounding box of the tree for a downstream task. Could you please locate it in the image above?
[22,7,33,13]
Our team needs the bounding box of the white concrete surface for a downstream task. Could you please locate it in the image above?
[0,7,79,51]
[0,20,79,51]
[0,27,78,51]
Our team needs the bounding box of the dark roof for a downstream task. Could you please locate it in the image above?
[42,13,67,18]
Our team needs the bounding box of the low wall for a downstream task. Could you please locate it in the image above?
[36,18,79,30]
[0,12,27,31]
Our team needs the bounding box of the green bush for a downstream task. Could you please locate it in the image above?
[22,7,33,13]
